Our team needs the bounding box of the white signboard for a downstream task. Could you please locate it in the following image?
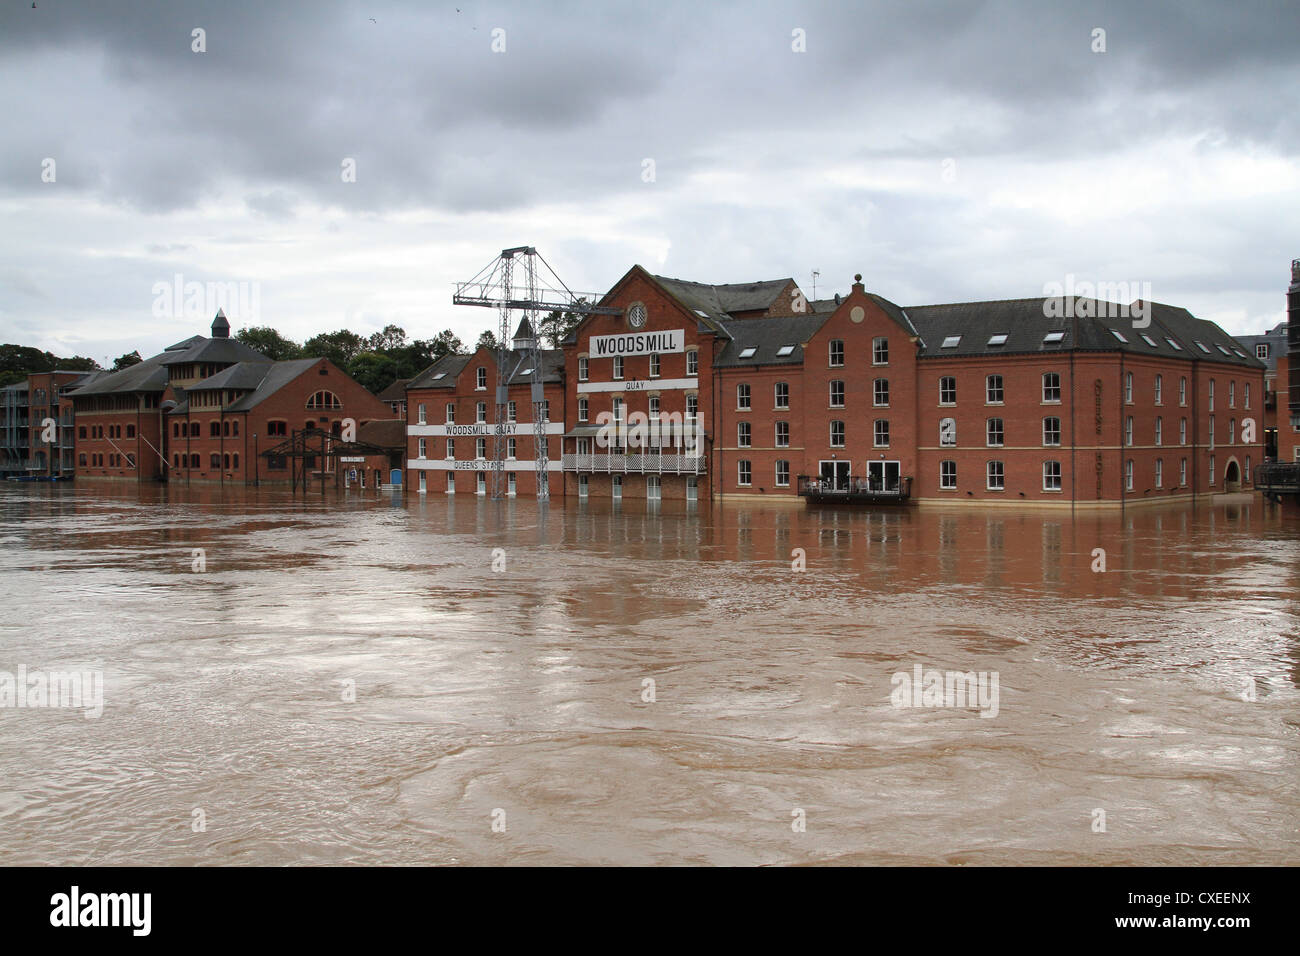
[589,329,685,358]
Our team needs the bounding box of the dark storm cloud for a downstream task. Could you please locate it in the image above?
[3,0,1298,216]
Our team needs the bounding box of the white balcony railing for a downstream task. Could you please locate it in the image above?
[562,452,705,475]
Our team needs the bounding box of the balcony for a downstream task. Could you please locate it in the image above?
[562,452,705,475]
[797,474,912,505]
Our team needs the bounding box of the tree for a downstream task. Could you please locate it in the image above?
[475,330,498,353]
[236,326,302,362]
[428,329,463,359]
[366,324,407,352]
[112,351,142,371]
[302,329,365,368]
[538,301,586,348]
[345,351,398,395]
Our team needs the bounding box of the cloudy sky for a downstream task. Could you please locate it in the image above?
[2,0,1298,365]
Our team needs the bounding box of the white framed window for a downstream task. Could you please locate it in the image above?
[1126,459,1134,491]
[686,350,699,376]
[578,356,589,381]
[775,421,789,447]
[475,437,487,459]
[738,460,751,486]
[445,438,454,459]
[476,471,486,496]
[940,377,956,405]
[940,460,957,489]
[1043,460,1062,491]
[1208,414,1215,449]
[1257,343,1270,359]
[578,398,588,422]
[986,461,1004,490]
[1228,417,1235,445]
[873,378,889,407]
[939,417,956,447]
[507,472,517,497]
[1042,372,1061,403]
[1125,416,1134,446]
[507,437,517,459]
[417,403,426,424]
[476,402,487,424]
[686,394,698,418]
[874,420,890,447]
[829,339,845,367]
[1245,383,1251,408]
[737,383,751,410]
[1229,381,1235,408]
[1154,375,1162,405]
[1155,416,1162,446]
[830,420,845,447]
[476,367,486,390]
[775,460,790,487]
[418,437,427,459]
[829,380,845,408]
[1208,379,1215,411]
[986,418,1004,447]
[446,472,455,494]
[737,422,751,447]
[613,356,624,380]
[1180,458,1187,486]
[775,382,789,409]
[445,403,456,424]
[1179,377,1187,406]
[1043,417,1061,446]
[649,353,660,378]
[872,337,888,365]
[1180,417,1187,445]
[1125,371,1133,404]
[1155,458,1163,488]
[1209,455,1216,485]
[648,396,660,416]
[986,374,1003,404]
[508,401,517,423]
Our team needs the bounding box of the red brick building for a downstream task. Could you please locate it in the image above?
[407,268,1264,508]
[71,312,390,485]
[405,318,566,496]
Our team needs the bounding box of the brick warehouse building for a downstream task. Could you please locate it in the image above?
[407,267,1264,507]
[70,311,391,485]
[405,318,566,496]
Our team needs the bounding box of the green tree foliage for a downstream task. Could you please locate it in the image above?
[344,351,399,395]
[302,329,366,368]
[538,301,587,348]
[112,351,143,371]
[236,326,302,361]
[366,324,407,352]
[475,330,498,353]
[0,344,101,387]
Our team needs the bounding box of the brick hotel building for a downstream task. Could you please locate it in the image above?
[406,266,1265,507]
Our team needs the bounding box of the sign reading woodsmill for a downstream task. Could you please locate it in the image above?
[589,329,685,358]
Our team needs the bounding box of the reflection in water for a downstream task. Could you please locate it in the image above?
[0,483,1297,865]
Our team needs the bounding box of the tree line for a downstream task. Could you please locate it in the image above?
[1,308,585,396]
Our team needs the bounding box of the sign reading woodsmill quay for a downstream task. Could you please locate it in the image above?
[589,329,685,357]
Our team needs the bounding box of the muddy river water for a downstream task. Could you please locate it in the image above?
[0,484,1296,865]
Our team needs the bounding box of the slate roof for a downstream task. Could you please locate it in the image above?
[905,297,1262,369]
[713,312,832,368]
[168,359,324,414]
[408,353,473,389]
[653,275,791,317]
[358,418,406,449]
[67,354,172,396]
[1233,322,1286,374]
[376,378,411,403]
[157,335,268,367]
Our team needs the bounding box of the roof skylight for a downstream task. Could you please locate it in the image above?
[988,333,1009,346]
[941,335,962,348]
[738,347,757,359]
[1110,329,1128,343]
[776,345,795,357]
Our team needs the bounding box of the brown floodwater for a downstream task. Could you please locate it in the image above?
[0,483,1297,866]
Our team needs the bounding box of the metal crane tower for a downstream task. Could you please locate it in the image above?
[453,247,623,500]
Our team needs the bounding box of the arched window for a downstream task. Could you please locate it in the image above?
[306,390,341,410]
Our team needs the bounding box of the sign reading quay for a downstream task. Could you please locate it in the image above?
[589,329,685,358]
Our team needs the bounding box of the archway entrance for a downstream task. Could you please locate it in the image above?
[1224,459,1241,492]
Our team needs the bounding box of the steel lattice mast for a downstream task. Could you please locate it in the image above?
[454,247,623,501]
